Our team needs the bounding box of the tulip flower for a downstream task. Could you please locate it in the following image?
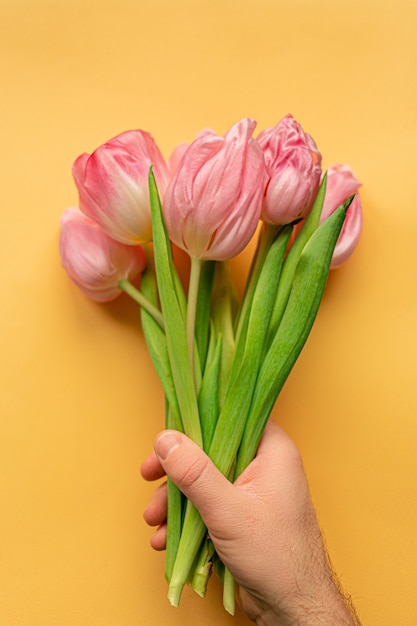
[72,130,170,245]
[163,118,266,261]
[257,114,322,225]
[167,142,189,177]
[59,207,147,302]
[320,164,363,268]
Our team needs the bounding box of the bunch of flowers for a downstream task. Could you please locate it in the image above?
[59,115,362,614]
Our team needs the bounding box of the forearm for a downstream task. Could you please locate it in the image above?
[256,576,361,626]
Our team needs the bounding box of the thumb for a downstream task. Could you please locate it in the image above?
[154,430,238,529]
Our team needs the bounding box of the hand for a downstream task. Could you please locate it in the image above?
[141,420,360,625]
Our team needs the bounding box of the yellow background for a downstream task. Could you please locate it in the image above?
[1,1,416,624]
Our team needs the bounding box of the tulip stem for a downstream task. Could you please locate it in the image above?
[187,257,203,389]
[223,568,236,615]
[118,278,164,330]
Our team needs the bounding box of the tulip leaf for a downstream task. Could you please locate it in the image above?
[208,224,292,477]
[148,168,202,446]
[198,327,222,451]
[209,262,237,408]
[235,203,347,476]
[266,172,328,344]
[140,263,182,432]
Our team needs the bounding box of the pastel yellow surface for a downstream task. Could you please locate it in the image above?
[1,1,416,624]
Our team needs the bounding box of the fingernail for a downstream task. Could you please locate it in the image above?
[155,431,182,460]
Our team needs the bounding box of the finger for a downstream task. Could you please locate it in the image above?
[141,450,166,481]
[241,419,301,473]
[150,523,167,551]
[255,419,295,459]
[153,430,241,531]
[143,482,168,527]
[234,420,303,498]
[256,420,304,478]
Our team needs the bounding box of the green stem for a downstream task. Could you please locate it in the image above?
[167,502,207,606]
[165,477,183,583]
[190,462,235,597]
[118,278,164,330]
[190,538,215,597]
[187,257,203,388]
[223,568,236,615]
[194,260,216,372]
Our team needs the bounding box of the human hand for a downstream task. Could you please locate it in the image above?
[141,420,360,625]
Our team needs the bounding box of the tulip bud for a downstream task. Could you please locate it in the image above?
[257,114,322,225]
[320,164,363,268]
[59,207,147,302]
[72,130,170,245]
[163,118,266,261]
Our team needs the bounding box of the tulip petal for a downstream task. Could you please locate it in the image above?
[163,119,265,260]
[258,114,322,225]
[59,207,146,302]
[72,130,169,245]
[320,164,363,268]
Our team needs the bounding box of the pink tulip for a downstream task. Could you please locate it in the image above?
[163,119,266,261]
[72,130,170,245]
[257,114,322,225]
[321,164,363,268]
[59,207,147,302]
[167,142,189,177]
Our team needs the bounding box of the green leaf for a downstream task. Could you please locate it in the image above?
[140,263,182,432]
[210,262,237,409]
[236,202,348,476]
[266,172,328,345]
[198,327,222,451]
[207,225,292,477]
[148,168,202,446]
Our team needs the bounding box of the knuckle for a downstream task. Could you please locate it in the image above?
[176,454,210,490]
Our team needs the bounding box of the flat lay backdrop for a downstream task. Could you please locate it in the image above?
[1,1,416,624]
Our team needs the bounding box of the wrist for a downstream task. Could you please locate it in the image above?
[255,579,361,626]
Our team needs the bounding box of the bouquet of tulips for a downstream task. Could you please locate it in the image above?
[59,115,362,614]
